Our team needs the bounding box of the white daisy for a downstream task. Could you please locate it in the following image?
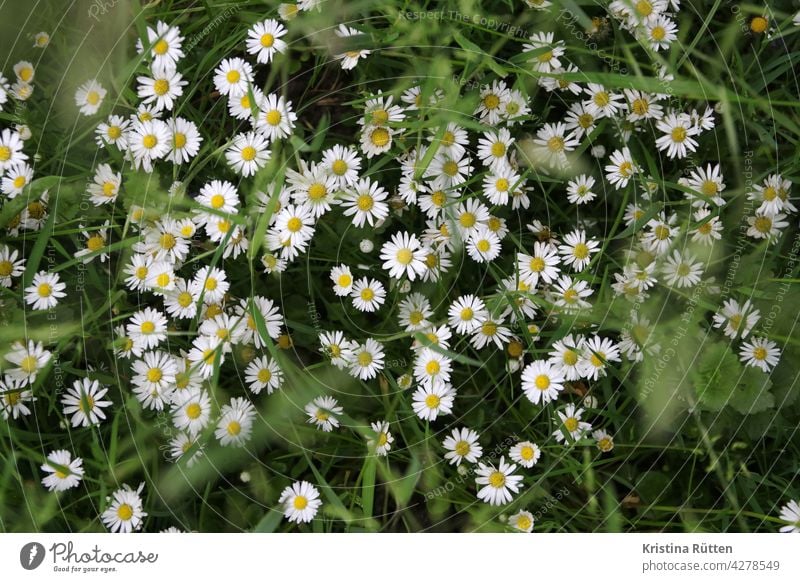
[24,271,66,310]
[380,231,427,280]
[246,19,288,64]
[341,177,389,227]
[61,377,112,427]
[102,483,147,533]
[739,337,780,373]
[226,131,270,177]
[509,441,541,468]
[349,338,385,380]
[244,355,283,394]
[521,360,566,405]
[475,456,523,505]
[279,481,322,523]
[305,395,343,431]
[367,421,393,456]
[442,427,483,465]
[254,93,297,141]
[215,397,256,447]
[40,450,84,492]
[553,404,591,444]
[75,79,106,116]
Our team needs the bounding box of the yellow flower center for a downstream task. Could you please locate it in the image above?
[331,159,348,175]
[360,287,374,301]
[483,94,500,110]
[529,257,545,272]
[425,394,440,409]
[593,91,610,107]
[520,445,535,460]
[547,136,565,152]
[337,274,352,287]
[0,261,12,276]
[425,361,440,375]
[13,175,26,189]
[357,194,374,211]
[153,39,169,55]
[370,128,390,147]
[459,212,476,228]
[87,235,105,251]
[38,283,52,297]
[572,242,589,259]
[481,321,497,336]
[632,98,649,115]
[488,471,505,488]
[293,496,308,510]
[564,417,579,432]
[442,160,459,177]
[241,146,257,161]
[153,78,169,96]
[308,183,327,200]
[147,367,163,382]
[490,141,506,157]
[20,355,38,373]
[117,504,133,521]
[371,109,389,125]
[750,16,768,34]
[455,440,470,456]
[227,420,241,435]
[266,109,282,126]
[226,70,240,84]
[287,217,302,232]
[671,126,687,143]
[177,291,193,307]
[495,178,509,192]
[534,374,550,390]
[141,321,156,334]
[358,351,373,366]
[142,134,157,149]
[186,403,202,419]
[753,216,772,233]
[258,368,272,383]
[753,346,767,360]
[0,146,11,161]
[260,33,275,47]
[395,248,413,265]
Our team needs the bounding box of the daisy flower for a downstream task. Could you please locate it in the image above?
[305,395,343,432]
[319,331,356,369]
[522,31,565,73]
[321,144,361,188]
[508,510,534,533]
[187,335,224,379]
[245,356,283,394]
[644,14,678,50]
[518,242,560,288]
[412,382,455,421]
[40,450,84,492]
[712,298,760,339]
[509,441,541,468]
[0,129,27,172]
[533,122,579,169]
[350,277,386,312]
[553,404,591,443]
[749,174,795,216]
[367,421,393,456]
[213,57,253,97]
[334,24,371,70]
[583,83,624,118]
[349,338,385,380]
[475,457,523,506]
[254,93,297,141]
[448,294,489,334]
[341,177,389,227]
[566,174,597,205]
[739,337,780,373]
[171,388,212,436]
[655,112,699,159]
[398,293,433,331]
[475,79,511,125]
[429,122,469,159]
[131,351,177,410]
[1,162,32,198]
[75,79,106,115]
[662,251,704,288]
[166,117,202,164]
[137,64,185,112]
[286,165,337,218]
[194,266,229,304]
[581,336,621,381]
[685,163,725,207]
[0,245,25,287]
[0,375,35,420]
[61,378,112,427]
[558,230,600,272]
[605,147,638,189]
[215,397,256,447]
[747,212,789,243]
[360,124,395,158]
[127,307,168,351]
[74,223,110,264]
[521,360,566,405]
[128,118,171,172]
[102,483,146,533]
[380,231,426,280]
[86,163,121,205]
[246,19,288,63]
[146,21,184,68]
[623,89,664,122]
[593,429,615,452]
[467,226,502,263]
[226,131,270,177]
[95,114,130,149]
[642,212,678,255]
[330,264,353,297]
[279,481,322,523]
[482,165,520,206]
[470,317,512,350]
[778,500,800,533]
[442,427,483,465]
[169,432,203,466]
[24,271,66,310]
[413,347,452,388]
